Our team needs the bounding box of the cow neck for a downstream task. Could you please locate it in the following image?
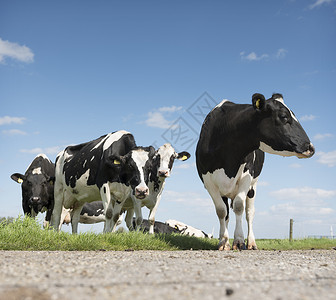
[203,105,260,165]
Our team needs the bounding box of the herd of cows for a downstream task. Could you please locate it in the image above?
[11,93,315,250]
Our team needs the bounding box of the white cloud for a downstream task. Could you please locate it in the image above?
[0,38,34,64]
[275,48,288,59]
[0,116,26,125]
[240,48,287,62]
[299,114,316,122]
[240,51,269,61]
[316,150,336,167]
[270,186,336,201]
[144,111,172,129]
[143,105,182,129]
[20,146,64,156]
[309,0,334,10]
[158,106,183,113]
[2,129,27,136]
[313,133,333,140]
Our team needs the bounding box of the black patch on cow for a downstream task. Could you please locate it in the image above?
[81,201,104,217]
[103,186,106,194]
[247,189,255,199]
[222,196,229,221]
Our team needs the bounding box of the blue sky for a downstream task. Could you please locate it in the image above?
[1,0,335,238]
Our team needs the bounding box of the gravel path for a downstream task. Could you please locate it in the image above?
[0,250,335,300]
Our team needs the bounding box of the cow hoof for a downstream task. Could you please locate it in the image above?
[218,240,231,251]
[232,241,246,250]
[247,244,258,250]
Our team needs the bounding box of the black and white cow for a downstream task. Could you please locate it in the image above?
[196,93,315,250]
[165,219,213,238]
[122,143,191,234]
[62,201,106,226]
[132,218,181,234]
[51,130,155,234]
[11,154,55,226]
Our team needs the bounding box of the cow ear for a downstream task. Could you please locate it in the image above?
[47,176,55,185]
[252,93,266,111]
[11,173,26,184]
[176,151,191,161]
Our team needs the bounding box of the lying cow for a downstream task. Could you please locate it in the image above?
[132,218,180,234]
[166,219,213,238]
[11,154,55,226]
[196,93,315,250]
[52,130,155,233]
[62,201,106,226]
[122,143,191,234]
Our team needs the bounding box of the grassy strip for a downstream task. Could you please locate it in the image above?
[0,217,335,251]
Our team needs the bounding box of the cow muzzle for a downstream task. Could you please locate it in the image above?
[135,187,149,199]
[298,143,315,159]
[158,170,170,178]
[29,196,41,204]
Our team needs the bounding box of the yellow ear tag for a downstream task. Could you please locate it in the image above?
[256,99,261,109]
[181,155,188,161]
[18,178,23,184]
[113,159,121,165]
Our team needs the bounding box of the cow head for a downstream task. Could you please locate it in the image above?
[107,146,155,199]
[153,143,191,178]
[252,93,315,159]
[11,171,54,216]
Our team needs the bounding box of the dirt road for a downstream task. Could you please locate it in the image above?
[0,250,335,300]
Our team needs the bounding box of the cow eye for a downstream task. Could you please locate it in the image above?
[279,114,289,124]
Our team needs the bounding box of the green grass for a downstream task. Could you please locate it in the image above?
[0,216,335,251]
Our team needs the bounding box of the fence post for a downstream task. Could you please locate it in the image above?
[289,219,293,242]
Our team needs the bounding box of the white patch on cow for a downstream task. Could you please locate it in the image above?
[259,142,302,158]
[212,99,229,111]
[202,165,246,200]
[274,97,298,122]
[32,167,42,175]
[131,149,149,190]
[103,130,130,152]
[157,143,175,176]
[37,153,51,162]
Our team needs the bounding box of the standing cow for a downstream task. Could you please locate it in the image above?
[122,143,191,234]
[52,130,155,234]
[11,154,55,227]
[196,93,315,250]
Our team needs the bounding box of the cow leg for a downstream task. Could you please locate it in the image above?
[51,183,64,231]
[111,200,126,232]
[206,187,230,250]
[232,174,252,250]
[147,194,162,234]
[246,182,258,250]
[101,184,113,233]
[124,209,134,231]
[70,205,83,234]
[131,196,143,231]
